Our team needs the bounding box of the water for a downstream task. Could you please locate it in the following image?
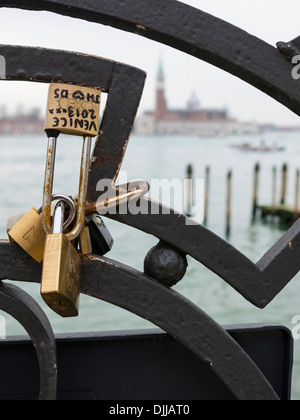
[0,131,300,399]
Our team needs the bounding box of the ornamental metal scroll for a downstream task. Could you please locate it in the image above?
[0,281,57,400]
[0,0,299,400]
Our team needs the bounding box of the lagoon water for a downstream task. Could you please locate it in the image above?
[0,131,300,399]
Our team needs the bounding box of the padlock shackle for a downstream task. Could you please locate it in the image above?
[85,180,150,216]
[65,136,92,241]
[52,194,76,232]
[42,136,58,235]
[52,200,65,234]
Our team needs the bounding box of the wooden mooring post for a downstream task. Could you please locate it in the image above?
[185,164,194,218]
[226,169,232,238]
[293,169,300,221]
[271,166,277,217]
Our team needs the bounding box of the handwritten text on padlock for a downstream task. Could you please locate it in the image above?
[45,83,101,137]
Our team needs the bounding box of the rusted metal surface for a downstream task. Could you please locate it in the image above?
[42,136,57,235]
[64,136,91,241]
[85,181,150,216]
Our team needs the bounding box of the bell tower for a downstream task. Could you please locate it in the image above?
[155,59,167,120]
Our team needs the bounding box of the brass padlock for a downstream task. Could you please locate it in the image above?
[7,208,46,263]
[41,200,81,318]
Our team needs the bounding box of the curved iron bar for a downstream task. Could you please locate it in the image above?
[2,44,300,309]
[1,3,297,308]
[0,0,299,121]
[0,241,279,400]
[0,281,57,400]
[106,199,300,309]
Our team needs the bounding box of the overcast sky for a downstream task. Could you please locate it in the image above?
[0,1,300,125]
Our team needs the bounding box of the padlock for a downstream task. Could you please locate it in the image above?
[41,199,81,318]
[7,208,46,263]
[85,214,114,256]
[40,83,98,317]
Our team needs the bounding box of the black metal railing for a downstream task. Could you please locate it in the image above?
[0,0,299,400]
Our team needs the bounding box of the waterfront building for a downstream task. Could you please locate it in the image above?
[135,61,260,136]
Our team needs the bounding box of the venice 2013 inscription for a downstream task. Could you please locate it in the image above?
[45,83,101,137]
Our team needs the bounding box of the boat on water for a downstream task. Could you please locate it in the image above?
[230,142,286,152]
